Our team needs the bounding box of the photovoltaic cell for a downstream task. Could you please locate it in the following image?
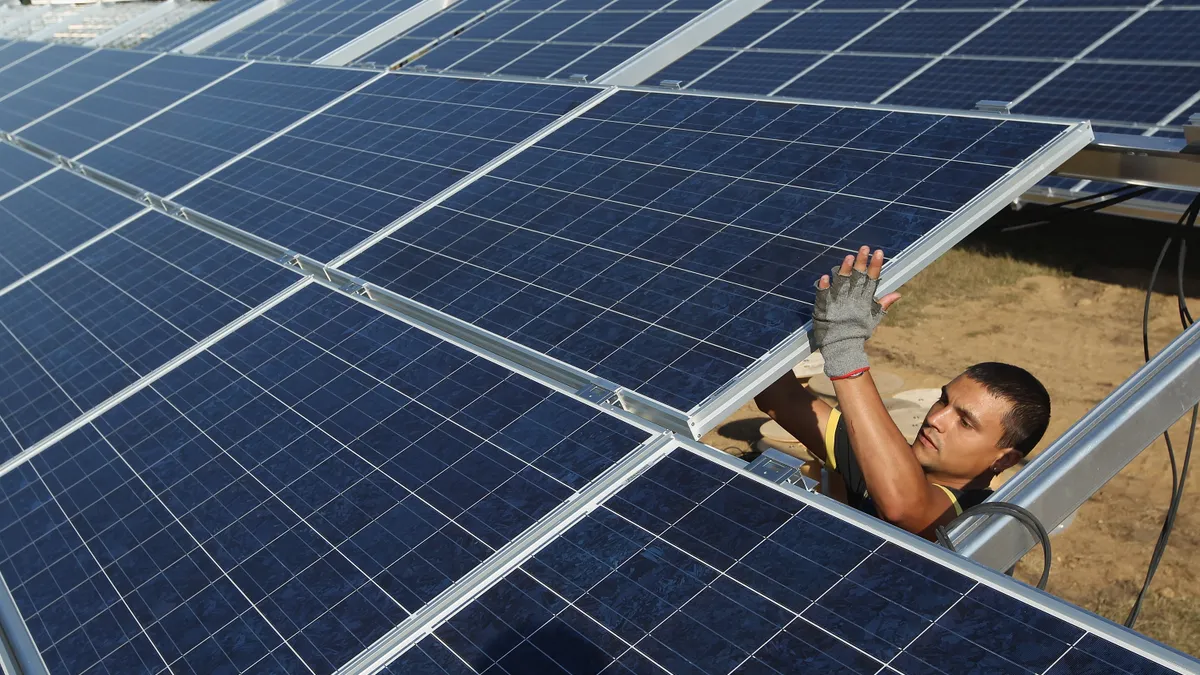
[395,0,720,78]
[777,55,930,102]
[20,54,243,160]
[74,62,375,196]
[0,169,144,290]
[1089,9,1200,62]
[138,0,268,52]
[201,0,426,63]
[953,10,1134,58]
[174,75,598,262]
[0,285,650,674]
[647,49,733,87]
[882,57,1061,109]
[753,11,888,51]
[846,10,999,54]
[381,446,1184,675]
[0,142,52,195]
[0,41,47,66]
[0,49,152,133]
[0,45,91,100]
[692,53,823,95]
[0,212,296,463]
[344,91,1073,413]
[1015,63,1200,125]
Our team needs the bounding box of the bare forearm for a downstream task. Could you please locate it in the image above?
[754,373,831,462]
[832,373,932,523]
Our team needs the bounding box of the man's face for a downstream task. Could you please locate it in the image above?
[910,374,1015,479]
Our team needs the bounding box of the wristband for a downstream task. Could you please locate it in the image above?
[829,366,869,381]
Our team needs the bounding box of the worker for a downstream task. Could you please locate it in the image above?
[755,246,1051,541]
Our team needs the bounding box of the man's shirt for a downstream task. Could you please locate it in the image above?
[823,409,991,519]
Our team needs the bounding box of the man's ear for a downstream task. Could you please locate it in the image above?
[992,448,1022,473]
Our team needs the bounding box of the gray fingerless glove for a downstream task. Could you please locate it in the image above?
[810,266,886,379]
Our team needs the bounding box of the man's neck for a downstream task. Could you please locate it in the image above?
[924,470,992,492]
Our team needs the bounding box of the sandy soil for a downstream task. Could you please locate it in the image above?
[701,211,1200,657]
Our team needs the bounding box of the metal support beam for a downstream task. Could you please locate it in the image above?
[314,0,453,66]
[1054,132,1200,193]
[1017,186,1191,225]
[951,321,1200,573]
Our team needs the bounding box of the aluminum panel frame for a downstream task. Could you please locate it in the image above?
[174,0,287,55]
[314,0,457,67]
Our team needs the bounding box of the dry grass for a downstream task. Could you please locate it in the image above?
[884,246,1069,327]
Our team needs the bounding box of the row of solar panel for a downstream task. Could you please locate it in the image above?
[0,41,1075,455]
[0,34,1190,675]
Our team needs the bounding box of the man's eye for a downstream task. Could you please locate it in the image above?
[960,419,971,429]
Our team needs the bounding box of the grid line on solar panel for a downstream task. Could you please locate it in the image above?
[172,74,601,262]
[0,212,297,466]
[0,49,155,134]
[0,284,651,674]
[70,62,379,197]
[342,90,1074,414]
[137,0,269,52]
[18,54,246,160]
[641,3,1200,130]
[379,444,1191,675]
[0,169,146,292]
[389,0,722,79]
[200,0,428,63]
[0,142,53,197]
[0,45,94,102]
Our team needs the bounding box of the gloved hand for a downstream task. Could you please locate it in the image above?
[810,248,899,379]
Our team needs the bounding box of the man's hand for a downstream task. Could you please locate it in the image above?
[811,247,901,379]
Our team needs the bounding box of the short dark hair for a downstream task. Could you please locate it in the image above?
[963,362,1051,456]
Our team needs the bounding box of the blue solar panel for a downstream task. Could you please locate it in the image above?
[692,53,822,95]
[20,54,242,159]
[778,55,929,102]
[647,49,731,86]
[174,75,598,262]
[342,91,1073,413]
[755,11,888,51]
[0,285,650,674]
[0,41,47,65]
[1090,9,1200,61]
[955,9,1133,58]
[702,10,797,48]
[74,63,375,196]
[0,50,152,132]
[1016,63,1200,125]
[848,11,999,54]
[138,0,267,51]
[0,212,296,463]
[0,143,51,195]
[202,0,427,62]
[397,0,719,77]
[0,170,144,290]
[882,58,1060,110]
[380,446,1187,675]
[0,45,91,99]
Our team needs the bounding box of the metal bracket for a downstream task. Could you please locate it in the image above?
[407,64,427,72]
[975,100,1014,114]
[339,278,369,296]
[274,250,301,266]
[576,382,619,406]
[1184,113,1200,153]
[659,79,683,90]
[140,192,167,211]
[744,448,818,491]
[568,74,588,83]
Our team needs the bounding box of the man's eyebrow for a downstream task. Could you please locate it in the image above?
[956,405,983,428]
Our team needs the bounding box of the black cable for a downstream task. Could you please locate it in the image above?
[1125,193,1200,629]
[936,502,1052,591]
[1002,186,1157,232]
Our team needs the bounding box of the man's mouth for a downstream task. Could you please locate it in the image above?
[918,428,937,450]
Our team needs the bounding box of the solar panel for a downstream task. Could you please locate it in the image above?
[0,142,53,195]
[0,169,144,290]
[173,74,600,262]
[339,90,1088,430]
[18,54,244,160]
[0,212,296,464]
[137,0,268,52]
[72,62,376,196]
[376,443,1193,675]
[200,0,427,63]
[0,284,653,674]
[639,3,1200,133]
[0,49,152,133]
[0,45,92,100]
[378,0,721,79]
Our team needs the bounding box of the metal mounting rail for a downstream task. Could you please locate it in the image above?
[950,320,1200,573]
[1053,131,1200,193]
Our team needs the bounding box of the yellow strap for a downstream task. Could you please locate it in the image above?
[824,409,841,471]
[934,484,963,516]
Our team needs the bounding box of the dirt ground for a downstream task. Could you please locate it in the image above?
[701,207,1200,657]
